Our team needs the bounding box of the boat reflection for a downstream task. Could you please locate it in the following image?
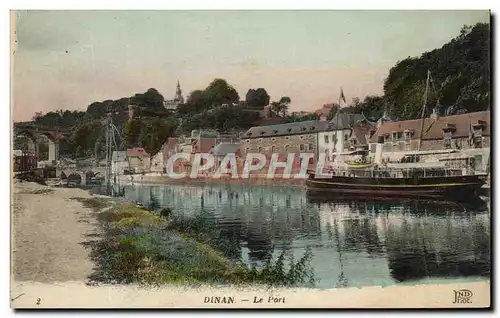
[309,192,490,283]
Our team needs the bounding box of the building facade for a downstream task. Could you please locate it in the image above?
[168,130,240,175]
[111,151,128,175]
[241,120,330,174]
[369,110,491,172]
[150,147,165,173]
[209,142,243,176]
[126,148,150,173]
[317,113,376,164]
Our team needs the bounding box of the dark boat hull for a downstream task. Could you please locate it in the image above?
[306,173,485,199]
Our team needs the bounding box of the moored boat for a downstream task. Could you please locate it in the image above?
[306,163,486,199]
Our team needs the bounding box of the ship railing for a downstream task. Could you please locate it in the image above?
[317,165,475,179]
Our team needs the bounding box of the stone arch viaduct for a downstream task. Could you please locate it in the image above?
[13,123,70,162]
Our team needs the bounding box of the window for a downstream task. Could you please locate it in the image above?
[443,131,452,149]
[300,135,304,139]
[344,134,348,141]
[246,139,250,143]
[260,131,266,135]
[309,143,314,150]
[258,138,263,142]
[247,132,253,136]
[285,136,290,140]
[285,145,289,152]
[300,144,305,151]
[391,131,398,141]
[271,138,276,142]
[324,135,329,143]
[309,157,314,164]
[258,147,262,152]
[287,128,292,133]
[474,138,483,149]
[273,130,278,134]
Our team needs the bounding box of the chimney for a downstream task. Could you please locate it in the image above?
[430,107,439,120]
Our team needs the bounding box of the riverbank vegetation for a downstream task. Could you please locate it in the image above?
[80,197,316,288]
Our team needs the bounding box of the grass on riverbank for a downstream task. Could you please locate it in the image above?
[83,200,315,288]
[71,197,111,213]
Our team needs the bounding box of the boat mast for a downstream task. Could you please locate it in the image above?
[334,87,342,162]
[104,113,112,192]
[417,70,431,152]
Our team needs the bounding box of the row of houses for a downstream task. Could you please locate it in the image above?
[113,110,491,178]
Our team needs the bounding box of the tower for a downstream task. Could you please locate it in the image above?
[174,80,184,104]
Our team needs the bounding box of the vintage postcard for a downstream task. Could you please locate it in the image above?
[10,9,491,309]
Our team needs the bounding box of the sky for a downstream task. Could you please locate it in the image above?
[12,10,490,121]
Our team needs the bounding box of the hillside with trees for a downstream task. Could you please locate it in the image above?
[332,22,490,121]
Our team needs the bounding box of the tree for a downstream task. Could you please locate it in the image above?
[245,88,270,109]
[70,120,104,157]
[270,96,291,117]
[383,22,490,119]
[327,103,340,120]
[130,88,165,110]
[87,101,106,118]
[284,113,319,123]
[139,118,177,156]
[123,119,142,148]
[203,78,240,107]
[356,96,386,121]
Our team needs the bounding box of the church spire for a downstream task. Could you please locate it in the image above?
[175,80,184,104]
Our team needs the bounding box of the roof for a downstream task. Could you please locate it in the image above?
[211,143,241,156]
[329,113,366,130]
[242,120,330,139]
[126,148,150,157]
[370,111,490,142]
[187,138,218,153]
[112,151,127,162]
[351,125,375,145]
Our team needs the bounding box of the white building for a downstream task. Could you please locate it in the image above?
[150,146,165,173]
[317,113,376,165]
[111,151,128,175]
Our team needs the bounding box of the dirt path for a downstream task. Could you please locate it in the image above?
[11,181,105,283]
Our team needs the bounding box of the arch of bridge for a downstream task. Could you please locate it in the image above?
[13,125,68,161]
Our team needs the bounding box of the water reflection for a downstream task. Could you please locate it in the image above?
[98,184,490,288]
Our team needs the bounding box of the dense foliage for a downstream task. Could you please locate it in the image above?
[383,23,490,120]
[327,23,489,121]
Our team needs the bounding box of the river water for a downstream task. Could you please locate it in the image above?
[97,183,490,289]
